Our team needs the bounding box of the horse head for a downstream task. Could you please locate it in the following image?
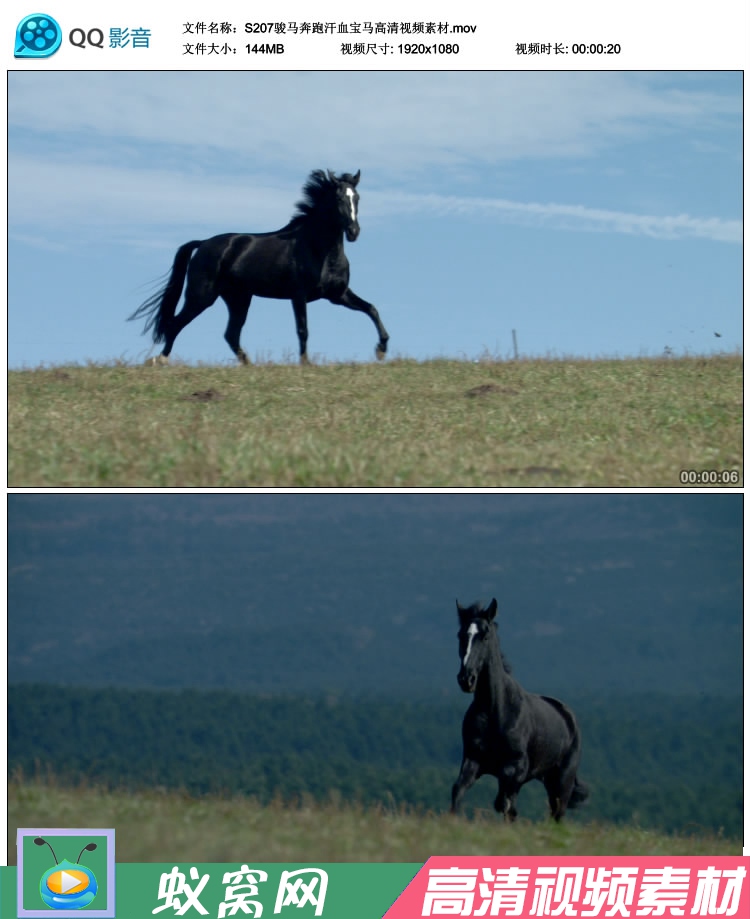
[455,598,498,693]
[328,169,361,242]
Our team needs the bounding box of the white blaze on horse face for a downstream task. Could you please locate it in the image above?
[463,623,479,667]
[345,187,357,221]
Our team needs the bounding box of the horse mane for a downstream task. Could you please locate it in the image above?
[291,169,339,221]
[497,638,513,676]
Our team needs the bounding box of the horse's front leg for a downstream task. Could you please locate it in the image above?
[495,757,527,822]
[291,295,310,364]
[329,288,389,360]
[494,784,520,822]
[451,757,480,814]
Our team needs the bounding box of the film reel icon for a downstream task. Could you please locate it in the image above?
[15,14,63,58]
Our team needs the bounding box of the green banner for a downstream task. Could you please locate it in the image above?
[2,863,420,918]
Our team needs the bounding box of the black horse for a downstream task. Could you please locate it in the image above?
[451,598,588,822]
[129,169,389,364]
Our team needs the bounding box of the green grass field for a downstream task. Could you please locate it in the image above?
[8,354,742,487]
[8,776,741,862]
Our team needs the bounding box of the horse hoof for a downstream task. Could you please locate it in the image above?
[300,354,310,366]
[375,345,387,361]
[145,355,169,366]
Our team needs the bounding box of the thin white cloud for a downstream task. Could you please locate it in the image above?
[9,154,739,249]
[372,191,742,243]
[7,155,294,244]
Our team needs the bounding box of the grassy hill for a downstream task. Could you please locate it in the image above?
[7,354,742,486]
[8,774,741,863]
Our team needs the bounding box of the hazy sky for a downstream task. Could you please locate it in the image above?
[8,70,742,366]
[8,492,743,696]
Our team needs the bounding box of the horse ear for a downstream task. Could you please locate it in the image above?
[352,169,360,186]
[327,169,337,184]
[485,598,498,620]
[456,599,466,619]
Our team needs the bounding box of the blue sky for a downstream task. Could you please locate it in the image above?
[7,71,742,367]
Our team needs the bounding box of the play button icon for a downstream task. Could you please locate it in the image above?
[46,867,90,894]
[62,871,82,893]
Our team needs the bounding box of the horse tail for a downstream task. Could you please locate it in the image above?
[568,776,590,809]
[129,240,202,343]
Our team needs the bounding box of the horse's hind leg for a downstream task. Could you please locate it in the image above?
[222,290,253,364]
[451,757,480,814]
[545,731,584,822]
[543,769,575,822]
[161,284,217,359]
[328,288,389,360]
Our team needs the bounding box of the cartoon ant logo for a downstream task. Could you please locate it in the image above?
[35,837,98,910]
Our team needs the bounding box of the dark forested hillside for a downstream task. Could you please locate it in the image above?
[7,494,743,697]
[9,684,742,839]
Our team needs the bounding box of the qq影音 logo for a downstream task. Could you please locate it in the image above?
[17,829,116,917]
[14,14,63,58]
